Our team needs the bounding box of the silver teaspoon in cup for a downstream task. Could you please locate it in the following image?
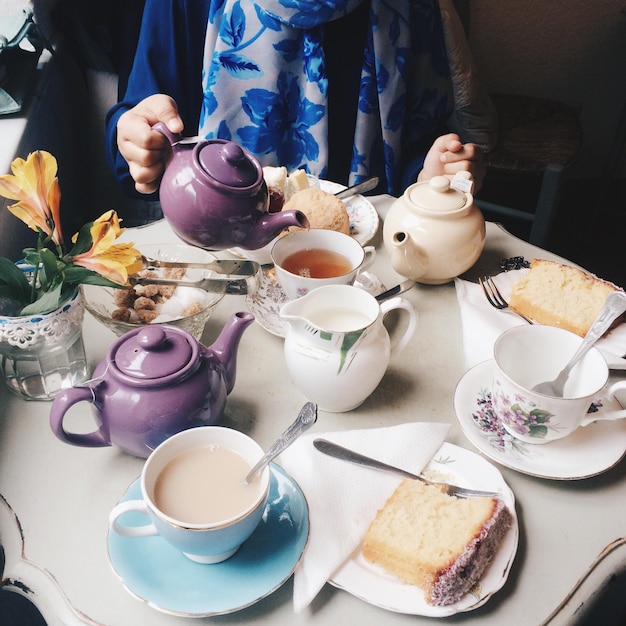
[532,290,626,397]
[245,402,318,483]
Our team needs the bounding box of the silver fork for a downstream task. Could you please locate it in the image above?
[313,439,501,499]
[479,276,533,324]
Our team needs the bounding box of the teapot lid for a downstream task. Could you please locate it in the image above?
[408,175,467,212]
[197,140,261,188]
[110,326,198,381]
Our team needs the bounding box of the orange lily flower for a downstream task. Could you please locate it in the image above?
[0,150,63,246]
[71,210,143,285]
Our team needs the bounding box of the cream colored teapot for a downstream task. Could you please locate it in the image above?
[383,172,485,284]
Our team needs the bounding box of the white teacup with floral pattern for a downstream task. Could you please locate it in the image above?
[492,325,626,444]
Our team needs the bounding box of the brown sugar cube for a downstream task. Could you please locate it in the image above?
[183,301,204,317]
[158,285,176,298]
[133,296,157,312]
[136,308,158,323]
[111,307,132,322]
[113,288,137,308]
[164,267,186,280]
[134,283,161,298]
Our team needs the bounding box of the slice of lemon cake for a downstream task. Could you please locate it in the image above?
[509,259,622,336]
[362,479,512,606]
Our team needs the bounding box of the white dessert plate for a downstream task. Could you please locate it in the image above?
[245,270,385,337]
[329,442,518,617]
[454,359,626,480]
[107,464,308,617]
[231,178,380,264]
[319,178,380,246]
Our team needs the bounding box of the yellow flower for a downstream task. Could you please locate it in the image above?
[0,150,63,245]
[72,210,143,285]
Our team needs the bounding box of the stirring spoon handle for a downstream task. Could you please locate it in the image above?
[564,291,626,372]
[245,402,317,483]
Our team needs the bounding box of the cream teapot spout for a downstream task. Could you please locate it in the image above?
[388,231,428,281]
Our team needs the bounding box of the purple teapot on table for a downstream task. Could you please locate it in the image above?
[49,312,254,458]
[153,123,309,251]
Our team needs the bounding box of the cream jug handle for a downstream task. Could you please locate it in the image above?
[379,296,418,356]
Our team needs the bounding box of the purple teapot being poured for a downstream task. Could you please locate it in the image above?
[152,123,309,250]
[49,312,254,458]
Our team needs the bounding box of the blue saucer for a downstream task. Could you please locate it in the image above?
[107,464,309,616]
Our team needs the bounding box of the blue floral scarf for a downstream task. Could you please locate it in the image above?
[199,0,451,193]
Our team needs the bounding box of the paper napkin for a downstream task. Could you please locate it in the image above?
[279,421,450,613]
[454,270,626,369]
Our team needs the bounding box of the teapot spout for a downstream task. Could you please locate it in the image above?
[388,231,427,281]
[210,312,255,394]
[241,210,309,250]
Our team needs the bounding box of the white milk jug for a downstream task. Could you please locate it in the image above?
[280,285,418,412]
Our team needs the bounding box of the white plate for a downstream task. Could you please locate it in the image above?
[454,359,626,480]
[329,442,518,617]
[231,179,380,264]
[245,270,385,337]
[318,179,380,246]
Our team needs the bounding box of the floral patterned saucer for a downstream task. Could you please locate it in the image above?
[245,270,385,337]
[454,360,626,480]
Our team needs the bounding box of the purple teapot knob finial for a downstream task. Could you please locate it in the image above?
[137,326,168,351]
[223,143,245,166]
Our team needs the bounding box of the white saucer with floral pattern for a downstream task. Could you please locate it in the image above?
[454,359,626,480]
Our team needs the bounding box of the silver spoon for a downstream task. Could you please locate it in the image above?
[532,291,626,397]
[245,402,317,483]
[375,279,414,302]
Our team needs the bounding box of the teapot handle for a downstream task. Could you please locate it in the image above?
[49,386,111,448]
[151,121,182,146]
[380,296,418,357]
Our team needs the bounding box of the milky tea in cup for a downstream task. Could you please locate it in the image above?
[492,325,626,444]
[109,426,270,563]
[271,229,376,299]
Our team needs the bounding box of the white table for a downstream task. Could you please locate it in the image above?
[1,196,625,625]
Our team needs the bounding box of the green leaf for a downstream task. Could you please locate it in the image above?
[67,222,94,256]
[38,247,63,291]
[528,424,548,438]
[20,283,64,315]
[63,265,126,288]
[0,257,31,303]
[529,409,554,424]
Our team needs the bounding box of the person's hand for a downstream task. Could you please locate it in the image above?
[418,133,486,192]
[116,94,184,194]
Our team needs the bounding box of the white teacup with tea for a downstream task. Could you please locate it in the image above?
[271,229,376,299]
[492,325,626,444]
[109,426,270,563]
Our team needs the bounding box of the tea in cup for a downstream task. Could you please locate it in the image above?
[492,325,626,444]
[271,229,376,299]
[109,426,270,563]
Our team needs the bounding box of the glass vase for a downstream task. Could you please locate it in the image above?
[0,290,89,400]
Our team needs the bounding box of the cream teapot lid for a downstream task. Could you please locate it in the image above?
[408,173,473,213]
